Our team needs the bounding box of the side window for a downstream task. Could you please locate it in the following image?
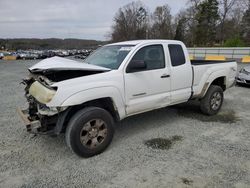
[168,44,186,67]
[130,45,165,71]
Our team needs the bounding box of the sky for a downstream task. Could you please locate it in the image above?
[0,0,188,40]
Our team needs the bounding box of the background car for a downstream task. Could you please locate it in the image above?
[236,65,250,85]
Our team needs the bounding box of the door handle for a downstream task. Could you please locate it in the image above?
[161,74,170,78]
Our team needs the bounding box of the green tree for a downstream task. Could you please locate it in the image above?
[174,15,187,41]
[241,0,250,45]
[223,36,245,47]
[195,0,220,46]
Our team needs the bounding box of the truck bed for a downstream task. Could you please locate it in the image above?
[191,60,237,98]
[191,60,234,65]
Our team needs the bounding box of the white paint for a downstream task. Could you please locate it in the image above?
[29,56,110,71]
[29,40,237,120]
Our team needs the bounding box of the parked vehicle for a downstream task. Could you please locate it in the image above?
[74,54,87,59]
[55,50,69,57]
[19,52,39,60]
[18,40,237,157]
[42,51,56,58]
[236,65,250,85]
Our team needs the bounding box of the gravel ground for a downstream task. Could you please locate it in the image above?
[0,59,250,188]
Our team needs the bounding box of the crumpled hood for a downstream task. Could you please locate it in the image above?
[29,56,110,72]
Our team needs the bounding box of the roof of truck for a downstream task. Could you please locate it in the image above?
[107,40,182,46]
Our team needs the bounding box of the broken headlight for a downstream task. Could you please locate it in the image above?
[37,104,68,116]
[29,81,57,104]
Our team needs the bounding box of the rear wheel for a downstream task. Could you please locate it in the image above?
[200,85,224,115]
[66,107,114,158]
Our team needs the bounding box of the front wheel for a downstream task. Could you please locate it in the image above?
[200,85,224,115]
[65,107,114,158]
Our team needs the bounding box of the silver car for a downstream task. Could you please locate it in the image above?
[236,65,250,85]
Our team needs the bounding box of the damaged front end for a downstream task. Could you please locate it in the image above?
[18,74,69,135]
[17,57,110,135]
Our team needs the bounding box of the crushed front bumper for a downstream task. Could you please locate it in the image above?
[17,107,41,134]
[17,106,70,135]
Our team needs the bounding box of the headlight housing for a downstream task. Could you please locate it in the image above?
[29,81,57,104]
[37,104,68,116]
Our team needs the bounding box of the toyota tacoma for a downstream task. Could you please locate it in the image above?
[18,40,237,157]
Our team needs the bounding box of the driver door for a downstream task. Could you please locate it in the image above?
[124,44,171,115]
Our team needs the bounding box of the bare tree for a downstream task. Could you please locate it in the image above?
[218,0,237,43]
[174,11,188,42]
[188,0,202,8]
[109,0,248,46]
[241,0,250,45]
[150,5,173,39]
[180,1,202,46]
[111,1,148,42]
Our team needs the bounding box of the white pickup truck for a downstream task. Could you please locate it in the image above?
[18,40,237,157]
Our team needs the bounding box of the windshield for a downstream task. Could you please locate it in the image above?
[84,45,134,69]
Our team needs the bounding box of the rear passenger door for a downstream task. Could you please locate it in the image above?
[168,44,192,104]
[124,44,171,115]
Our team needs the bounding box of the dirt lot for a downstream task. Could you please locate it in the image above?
[0,60,250,188]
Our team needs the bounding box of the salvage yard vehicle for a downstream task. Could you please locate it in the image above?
[17,40,237,157]
[236,65,250,85]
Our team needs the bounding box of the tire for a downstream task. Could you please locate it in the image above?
[200,85,224,115]
[65,107,114,158]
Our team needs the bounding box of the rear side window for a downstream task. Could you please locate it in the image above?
[168,44,186,66]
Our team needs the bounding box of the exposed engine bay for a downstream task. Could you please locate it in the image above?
[19,56,110,134]
[21,74,66,134]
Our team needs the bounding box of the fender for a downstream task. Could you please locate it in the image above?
[206,69,227,85]
[193,67,228,99]
[200,69,227,98]
[60,86,126,120]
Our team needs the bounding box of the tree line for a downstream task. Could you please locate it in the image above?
[0,38,105,50]
[110,0,250,47]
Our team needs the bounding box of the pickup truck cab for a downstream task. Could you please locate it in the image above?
[18,40,237,157]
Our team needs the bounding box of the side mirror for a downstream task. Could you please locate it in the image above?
[127,60,146,73]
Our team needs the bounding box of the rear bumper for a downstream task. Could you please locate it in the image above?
[17,107,42,134]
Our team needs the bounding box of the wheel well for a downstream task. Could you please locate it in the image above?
[61,98,119,133]
[211,77,226,91]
